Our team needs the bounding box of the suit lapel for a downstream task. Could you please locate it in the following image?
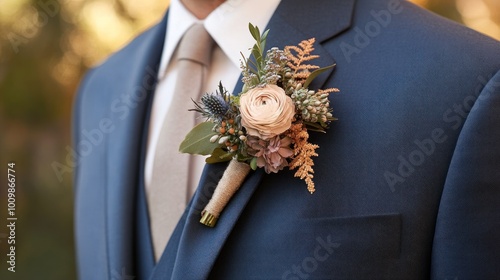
[151,163,264,279]
[234,0,355,93]
[163,0,355,278]
[104,12,168,277]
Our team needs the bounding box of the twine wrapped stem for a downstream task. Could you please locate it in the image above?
[200,159,251,227]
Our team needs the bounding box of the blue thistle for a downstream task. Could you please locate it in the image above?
[201,94,229,118]
[191,82,232,121]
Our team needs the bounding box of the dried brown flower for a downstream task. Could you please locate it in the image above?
[247,135,294,173]
[287,122,319,193]
[285,38,320,83]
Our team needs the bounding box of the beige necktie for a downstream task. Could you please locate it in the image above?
[148,24,214,261]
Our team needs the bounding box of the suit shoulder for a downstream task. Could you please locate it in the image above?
[353,0,498,46]
[85,26,160,85]
[349,0,500,68]
[77,18,164,100]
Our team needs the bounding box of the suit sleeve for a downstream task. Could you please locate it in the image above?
[71,69,95,196]
[431,70,500,279]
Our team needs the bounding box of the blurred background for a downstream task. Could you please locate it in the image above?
[0,0,499,279]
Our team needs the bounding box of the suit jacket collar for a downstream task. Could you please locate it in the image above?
[233,0,354,94]
[152,0,355,278]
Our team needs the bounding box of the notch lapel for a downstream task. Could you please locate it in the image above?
[104,12,168,277]
[162,0,355,278]
[234,0,355,93]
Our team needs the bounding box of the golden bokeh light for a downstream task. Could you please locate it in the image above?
[456,0,500,39]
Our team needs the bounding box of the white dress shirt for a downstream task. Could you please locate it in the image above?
[145,0,281,199]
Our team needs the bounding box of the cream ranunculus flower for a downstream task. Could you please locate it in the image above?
[239,85,295,140]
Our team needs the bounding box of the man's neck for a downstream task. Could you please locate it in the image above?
[181,0,226,19]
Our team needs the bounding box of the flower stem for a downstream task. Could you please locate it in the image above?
[200,159,251,227]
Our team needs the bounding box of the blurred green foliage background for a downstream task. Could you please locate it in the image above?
[0,0,498,279]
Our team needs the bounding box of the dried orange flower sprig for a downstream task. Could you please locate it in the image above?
[287,123,319,193]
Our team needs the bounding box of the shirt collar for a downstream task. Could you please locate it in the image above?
[158,0,281,77]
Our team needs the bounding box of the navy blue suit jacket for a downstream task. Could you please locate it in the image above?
[73,0,500,279]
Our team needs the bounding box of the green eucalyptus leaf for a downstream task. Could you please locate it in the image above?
[236,153,252,162]
[240,52,248,65]
[306,127,327,133]
[250,157,258,170]
[205,148,232,164]
[179,122,219,155]
[303,121,328,133]
[304,121,326,130]
[261,29,269,52]
[248,59,259,73]
[249,23,260,41]
[261,29,270,41]
[303,64,336,88]
[252,47,261,62]
[220,152,234,159]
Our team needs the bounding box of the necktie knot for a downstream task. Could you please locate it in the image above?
[177,24,214,67]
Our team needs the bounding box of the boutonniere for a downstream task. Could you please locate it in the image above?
[179,23,338,227]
